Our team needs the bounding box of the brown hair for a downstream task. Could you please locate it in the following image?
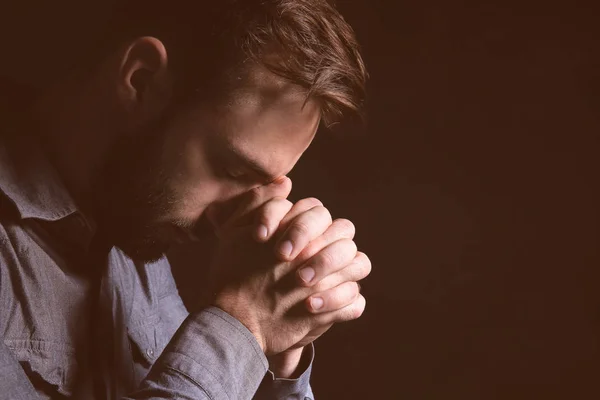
[96,0,367,127]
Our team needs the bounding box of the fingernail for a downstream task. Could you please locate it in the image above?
[279,241,293,258]
[311,297,324,310]
[257,225,268,240]
[298,267,315,283]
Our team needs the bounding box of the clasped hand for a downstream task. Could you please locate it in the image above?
[209,177,371,357]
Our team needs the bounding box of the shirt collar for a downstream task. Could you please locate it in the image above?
[0,129,96,249]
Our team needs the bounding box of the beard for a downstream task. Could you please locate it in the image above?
[92,111,197,263]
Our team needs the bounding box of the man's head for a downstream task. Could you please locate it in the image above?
[52,0,367,262]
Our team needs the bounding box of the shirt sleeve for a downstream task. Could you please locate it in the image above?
[124,306,315,400]
[255,343,315,400]
[0,305,315,400]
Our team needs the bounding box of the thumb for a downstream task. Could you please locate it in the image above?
[210,177,293,236]
[224,177,292,229]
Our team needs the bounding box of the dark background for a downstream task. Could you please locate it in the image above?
[2,1,599,399]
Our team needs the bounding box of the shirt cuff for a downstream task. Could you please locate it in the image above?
[157,306,269,400]
[256,343,315,400]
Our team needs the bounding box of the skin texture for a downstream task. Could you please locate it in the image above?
[30,37,370,378]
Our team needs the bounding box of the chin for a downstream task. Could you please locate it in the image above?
[115,220,199,263]
[112,226,176,263]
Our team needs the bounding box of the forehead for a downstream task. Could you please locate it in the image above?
[210,64,322,175]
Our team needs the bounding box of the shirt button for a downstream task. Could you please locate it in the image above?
[146,348,155,358]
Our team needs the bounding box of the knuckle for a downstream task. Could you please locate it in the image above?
[345,267,362,284]
[359,266,371,282]
[279,176,292,189]
[290,220,310,238]
[265,196,288,209]
[275,197,293,207]
[364,260,372,277]
[349,296,366,319]
[348,282,361,299]
[297,197,323,209]
[281,198,294,209]
[335,239,357,264]
[334,218,356,237]
[302,241,319,257]
[356,252,372,276]
[346,307,359,321]
[329,282,358,307]
[352,304,365,320]
[358,295,367,315]
[257,209,273,226]
[318,249,336,269]
[257,215,270,227]
[313,205,333,223]
[343,239,358,256]
[327,289,344,307]
[312,280,328,293]
[261,197,290,220]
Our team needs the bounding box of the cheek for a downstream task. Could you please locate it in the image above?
[171,180,254,224]
[161,131,256,221]
[173,185,217,222]
[160,137,218,219]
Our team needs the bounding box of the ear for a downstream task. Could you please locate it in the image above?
[117,36,172,119]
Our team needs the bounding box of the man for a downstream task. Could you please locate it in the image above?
[0,0,370,398]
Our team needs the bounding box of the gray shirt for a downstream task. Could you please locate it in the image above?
[0,129,314,399]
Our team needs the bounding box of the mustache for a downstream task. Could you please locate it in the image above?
[171,194,250,241]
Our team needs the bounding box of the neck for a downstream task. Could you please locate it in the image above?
[30,77,118,217]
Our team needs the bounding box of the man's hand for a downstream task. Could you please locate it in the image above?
[208,179,371,359]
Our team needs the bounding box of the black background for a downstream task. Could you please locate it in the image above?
[2,1,599,399]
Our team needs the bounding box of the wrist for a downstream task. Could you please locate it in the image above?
[212,299,267,352]
[267,346,306,379]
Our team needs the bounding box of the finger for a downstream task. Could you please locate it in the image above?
[308,251,372,292]
[315,294,366,324]
[270,198,324,259]
[305,281,361,314]
[275,197,324,234]
[293,218,356,266]
[222,177,292,230]
[285,323,333,351]
[253,197,293,242]
[275,204,332,261]
[296,239,357,286]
